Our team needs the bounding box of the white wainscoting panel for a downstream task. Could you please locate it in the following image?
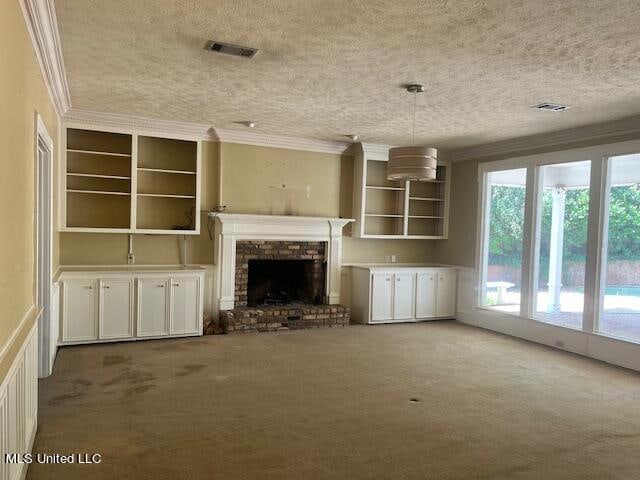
[0,321,38,480]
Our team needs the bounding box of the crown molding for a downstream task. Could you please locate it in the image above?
[62,109,354,154]
[63,109,214,140]
[213,128,351,155]
[20,0,71,117]
[450,114,640,162]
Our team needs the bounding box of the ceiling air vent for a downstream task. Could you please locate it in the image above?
[204,40,258,59]
[532,102,570,112]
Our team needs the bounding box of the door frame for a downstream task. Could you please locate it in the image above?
[35,113,55,377]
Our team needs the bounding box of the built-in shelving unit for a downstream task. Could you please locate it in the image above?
[351,143,450,239]
[62,127,201,234]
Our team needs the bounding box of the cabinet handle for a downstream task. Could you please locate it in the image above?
[385,277,391,282]
[102,285,110,289]
[86,285,93,290]
[397,278,401,282]
[158,284,165,288]
[430,277,434,282]
[173,283,180,287]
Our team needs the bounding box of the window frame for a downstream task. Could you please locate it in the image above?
[475,138,640,343]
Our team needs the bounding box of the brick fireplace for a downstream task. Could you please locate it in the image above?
[234,240,326,307]
[212,214,354,334]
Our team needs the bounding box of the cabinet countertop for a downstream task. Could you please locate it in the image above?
[55,265,207,280]
[344,263,457,270]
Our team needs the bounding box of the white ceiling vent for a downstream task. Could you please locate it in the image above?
[532,102,570,112]
[204,40,258,59]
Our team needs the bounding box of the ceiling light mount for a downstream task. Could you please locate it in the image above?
[387,84,437,182]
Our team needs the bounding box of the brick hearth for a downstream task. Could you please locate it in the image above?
[219,304,350,334]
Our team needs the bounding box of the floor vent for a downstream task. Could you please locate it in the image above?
[204,40,258,59]
[532,102,570,112]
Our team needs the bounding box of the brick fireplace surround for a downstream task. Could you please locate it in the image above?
[218,239,350,334]
[234,240,326,307]
[211,214,353,334]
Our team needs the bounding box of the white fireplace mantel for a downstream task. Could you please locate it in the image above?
[212,213,354,311]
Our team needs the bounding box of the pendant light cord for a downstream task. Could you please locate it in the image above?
[412,90,417,146]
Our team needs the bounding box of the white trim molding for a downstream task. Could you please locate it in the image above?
[63,109,354,154]
[214,128,352,155]
[63,109,214,141]
[213,213,354,310]
[451,114,640,162]
[20,0,71,117]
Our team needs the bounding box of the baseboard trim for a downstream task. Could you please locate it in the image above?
[455,309,640,372]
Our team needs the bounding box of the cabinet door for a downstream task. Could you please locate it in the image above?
[393,273,415,320]
[436,270,457,317]
[63,281,98,342]
[416,272,437,318]
[371,273,393,322]
[137,278,169,337]
[99,279,133,339]
[170,277,200,335]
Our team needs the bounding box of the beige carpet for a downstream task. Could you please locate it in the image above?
[28,322,640,480]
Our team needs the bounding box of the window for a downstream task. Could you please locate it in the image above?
[599,154,640,343]
[532,161,591,329]
[481,168,527,313]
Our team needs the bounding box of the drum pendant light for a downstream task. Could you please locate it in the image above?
[387,85,438,182]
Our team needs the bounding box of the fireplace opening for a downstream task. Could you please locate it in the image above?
[247,259,326,306]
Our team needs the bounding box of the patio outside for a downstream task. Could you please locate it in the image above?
[484,155,640,344]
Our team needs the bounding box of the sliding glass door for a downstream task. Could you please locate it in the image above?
[533,161,591,329]
[599,154,640,342]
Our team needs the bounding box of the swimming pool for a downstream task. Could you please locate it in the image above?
[569,286,640,296]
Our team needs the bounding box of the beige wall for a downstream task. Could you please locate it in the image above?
[1,0,60,379]
[61,142,433,265]
[432,159,479,268]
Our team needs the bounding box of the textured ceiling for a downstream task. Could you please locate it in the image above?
[56,0,640,148]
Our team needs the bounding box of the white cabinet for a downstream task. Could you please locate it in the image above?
[99,278,133,339]
[137,278,170,337]
[416,272,437,318]
[170,277,200,335]
[393,273,415,320]
[350,266,457,324]
[62,280,98,342]
[436,269,456,317]
[59,269,204,345]
[371,273,394,321]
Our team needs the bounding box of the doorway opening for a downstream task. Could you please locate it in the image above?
[35,114,55,377]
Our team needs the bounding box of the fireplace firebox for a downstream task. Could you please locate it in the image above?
[247,259,326,306]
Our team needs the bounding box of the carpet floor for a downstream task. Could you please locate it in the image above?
[28,322,640,480]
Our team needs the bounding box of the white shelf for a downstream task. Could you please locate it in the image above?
[67,189,131,196]
[67,172,131,180]
[366,185,405,191]
[409,215,444,219]
[409,197,444,202]
[138,167,196,175]
[67,148,131,158]
[137,193,196,199]
[365,214,403,218]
